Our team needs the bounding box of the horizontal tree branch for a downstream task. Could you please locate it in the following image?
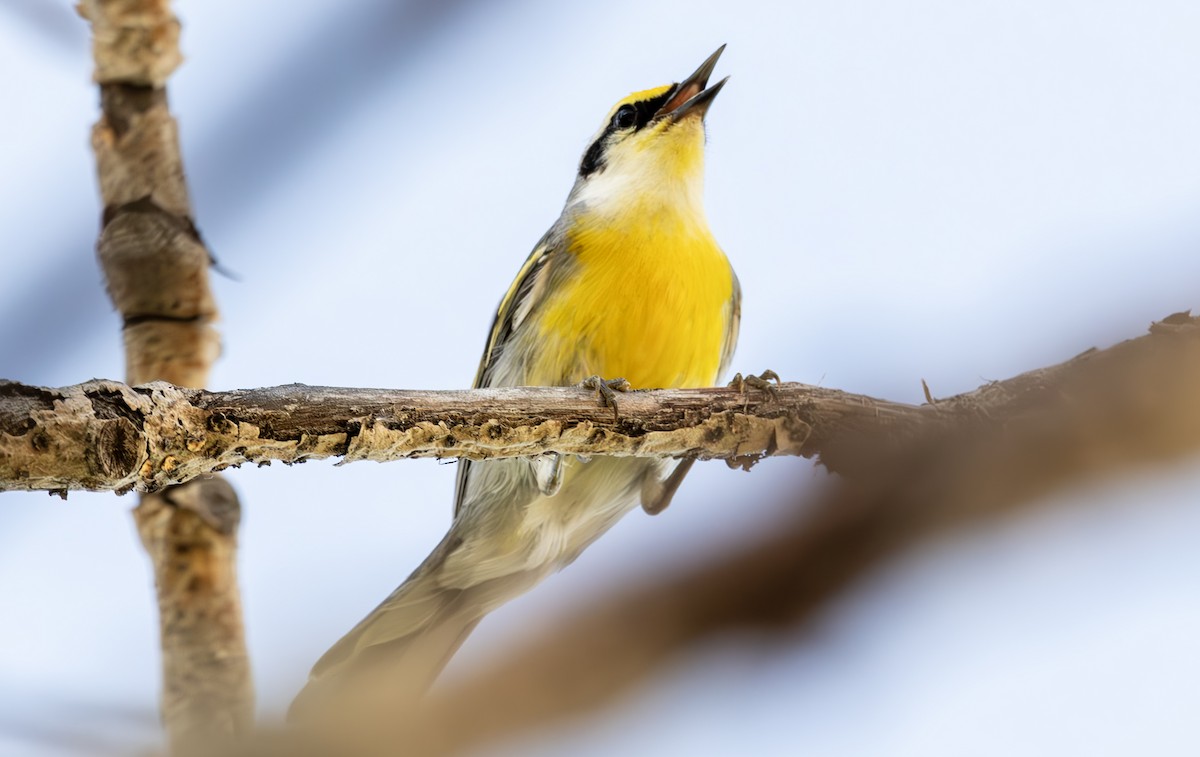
[0,380,919,495]
[1,310,1196,497]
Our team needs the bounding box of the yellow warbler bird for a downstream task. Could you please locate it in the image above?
[292,46,739,714]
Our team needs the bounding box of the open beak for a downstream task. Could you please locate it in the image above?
[656,45,729,122]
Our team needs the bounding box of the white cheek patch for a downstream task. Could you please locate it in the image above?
[571,158,645,212]
[570,140,705,218]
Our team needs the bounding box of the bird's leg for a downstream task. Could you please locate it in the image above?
[579,375,631,421]
[728,369,781,400]
[641,457,696,516]
[532,452,563,496]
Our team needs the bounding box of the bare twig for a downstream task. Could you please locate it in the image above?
[77,0,253,751]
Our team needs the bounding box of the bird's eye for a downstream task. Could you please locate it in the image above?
[612,105,637,129]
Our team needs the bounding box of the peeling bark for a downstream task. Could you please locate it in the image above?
[2,310,1198,497]
[0,380,909,493]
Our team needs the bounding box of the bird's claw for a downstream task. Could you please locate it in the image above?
[580,375,631,421]
[729,369,781,400]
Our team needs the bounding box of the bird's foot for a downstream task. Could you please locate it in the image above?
[580,375,631,421]
[728,369,781,400]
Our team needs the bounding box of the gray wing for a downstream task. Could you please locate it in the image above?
[718,268,742,381]
[454,231,563,515]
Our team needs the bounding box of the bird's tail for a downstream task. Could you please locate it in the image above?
[287,531,531,722]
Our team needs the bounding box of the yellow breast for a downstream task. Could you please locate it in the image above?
[533,206,733,390]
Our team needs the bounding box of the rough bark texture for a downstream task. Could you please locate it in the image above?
[79,0,183,88]
[0,380,913,493]
[78,0,253,752]
[2,311,1197,498]
[136,477,251,748]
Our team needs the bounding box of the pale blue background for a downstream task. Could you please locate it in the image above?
[1,1,1199,754]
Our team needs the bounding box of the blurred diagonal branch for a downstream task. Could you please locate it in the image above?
[288,311,1200,756]
[76,0,253,752]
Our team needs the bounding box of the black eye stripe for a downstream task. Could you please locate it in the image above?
[632,87,675,130]
[579,138,605,177]
[577,85,679,177]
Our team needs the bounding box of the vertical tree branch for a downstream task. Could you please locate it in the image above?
[77,0,253,751]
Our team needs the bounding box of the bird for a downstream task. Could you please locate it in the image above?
[291,45,740,718]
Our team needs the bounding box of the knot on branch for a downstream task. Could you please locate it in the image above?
[84,416,143,484]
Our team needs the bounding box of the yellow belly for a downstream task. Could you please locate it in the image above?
[533,212,733,389]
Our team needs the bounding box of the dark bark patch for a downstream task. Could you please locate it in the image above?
[88,388,144,425]
[0,381,59,436]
